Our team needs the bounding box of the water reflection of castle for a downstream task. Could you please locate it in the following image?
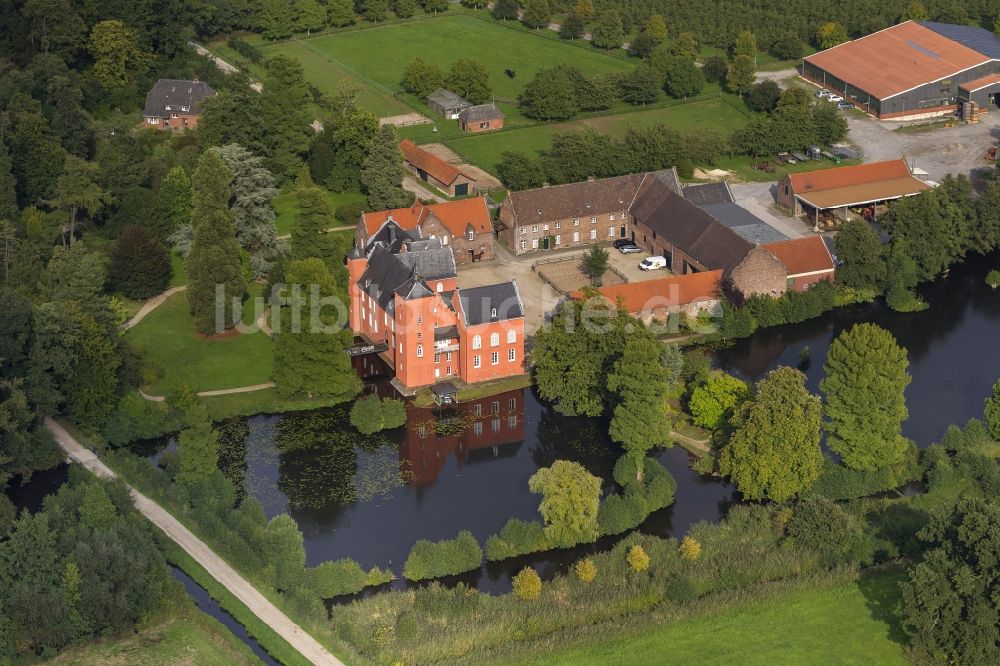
[400,387,526,486]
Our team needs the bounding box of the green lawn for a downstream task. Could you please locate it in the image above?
[272,189,367,236]
[46,577,261,666]
[169,251,187,288]
[124,286,274,394]
[445,95,750,173]
[263,14,632,105]
[524,570,910,666]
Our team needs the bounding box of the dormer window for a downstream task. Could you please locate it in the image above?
[467,229,474,241]
[491,307,497,318]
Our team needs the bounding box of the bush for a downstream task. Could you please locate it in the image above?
[786,497,875,567]
[484,518,548,561]
[350,395,407,434]
[102,393,169,446]
[335,200,366,224]
[512,567,542,600]
[679,536,702,561]
[702,55,728,83]
[227,37,263,64]
[403,530,482,581]
[308,558,367,597]
[627,544,650,572]
[574,558,597,582]
[665,573,698,604]
[808,452,918,500]
[598,457,676,536]
[109,225,171,299]
[985,269,1000,288]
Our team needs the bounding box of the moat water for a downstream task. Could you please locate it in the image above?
[9,254,1000,595]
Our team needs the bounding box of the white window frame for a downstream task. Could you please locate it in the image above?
[473,354,481,368]
[590,216,597,224]
[507,329,516,344]
[589,229,597,240]
[490,332,500,347]
[555,234,561,245]
[520,227,526,235]
[491,351,499,365]
[508,348,516,362]
[555,221,561,229]
[531,238,539,249]
[531,224,538,233]
[519,239,527,251]
[416,344,423,358]
[473,334,482,349]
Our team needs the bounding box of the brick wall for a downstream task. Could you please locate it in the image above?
[500,205,631,255]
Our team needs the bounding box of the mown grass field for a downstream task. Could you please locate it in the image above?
[523,570,910,666]
[124,285,273,394]
[445,95,750,172]
[265,14,632,103]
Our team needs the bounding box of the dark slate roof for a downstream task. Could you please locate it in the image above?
[426,88,470,109]
[143,79,215,117]
[458,103,504,122]
[631,179,752,272]
[365,220,421,255]
[919,21,1000,59]
[649,168,683,194]
[683,182,734,206]
[699,202,788,244]
[358,239,455,311]
[458,283,524,325]
[396,246,457,281]
[506,173,647,226]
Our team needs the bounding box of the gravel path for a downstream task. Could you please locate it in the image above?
[122,286,187,331]
[45,417,344,666]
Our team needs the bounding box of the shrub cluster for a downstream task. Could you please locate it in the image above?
[785,497,877,568]
[308,559,393,598]
[512,567,542,600]
[717,281,838,339]
[807,451,919,501]
[403,530,483,581]
[349,394,407,435]
[485,456,677,562]
[227,37,263,64]
[597,456,676,536]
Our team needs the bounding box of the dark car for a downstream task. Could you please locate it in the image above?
[612,239,635,249]
[837,102,854,110]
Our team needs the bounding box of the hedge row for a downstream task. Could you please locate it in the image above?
[403,530,483,581]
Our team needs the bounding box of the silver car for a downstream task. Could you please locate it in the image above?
[618,244,642,254]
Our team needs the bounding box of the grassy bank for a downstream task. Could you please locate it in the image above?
[163,543,313,666]
[521,568,909,666]
[46,567,261,666]
[272,189,367,237]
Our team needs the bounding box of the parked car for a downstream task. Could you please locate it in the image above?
[639,256,668,271]
[618,244,642,254]
[816,90,831,98]
[826,94,844,102]
[837,101,854,110]
[612,238,634,249]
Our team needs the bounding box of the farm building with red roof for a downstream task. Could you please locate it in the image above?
[399,139,477,197]
[803,20,1000,119]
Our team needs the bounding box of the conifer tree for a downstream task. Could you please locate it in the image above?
[0,141,17,221]
[186,151,245,334]
[260,55,313,179]
[291,185,349,283]
[272,258,361,400]
[176,404,220,485]
[156,165,192,241]
[361,125,410,211]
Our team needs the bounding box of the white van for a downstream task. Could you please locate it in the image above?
[639,256,668,271]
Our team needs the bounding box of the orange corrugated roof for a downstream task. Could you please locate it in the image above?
[763,237,835,277]
[804,21,989,99]
[795,177,931,209]
[572,271,723,313]
[788,159,913,193]
[399,139,465,185]
[362,197,492,238]
[959,73,1000,92]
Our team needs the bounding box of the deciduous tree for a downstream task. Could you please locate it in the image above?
[498,151,545,191]
[263,514,306,591]
[520,67,579,120]
[295,0,326,33]
[689,371,749,431]
[817,21,848,49]
[446,59,492,104]
[900,498,1000,665]
[663,56,705,98]
[261,0,295,38]
[176,404,219,485]
[521,0,550,29]
[620,63,661,105]
[326,0,357,26]
[984,379,1000,439]
[591,10,624,49]
[528,460,601,547]
[88,20,148,91]
[726,54,755,95]
[720,366,823,501]
[401,58,444,97]
[821,324,911,471]
[645,14,667,42]
[834,219,885,289]
[559,12,585,40]
[492,0,519,20]
[580,246,608,284]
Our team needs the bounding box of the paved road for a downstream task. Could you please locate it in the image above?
[189,41,263,92]
[45,417,343,666]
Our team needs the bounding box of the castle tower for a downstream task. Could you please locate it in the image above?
[346,245,367,333]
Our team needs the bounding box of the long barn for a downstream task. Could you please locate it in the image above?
[803,20,1000,120]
